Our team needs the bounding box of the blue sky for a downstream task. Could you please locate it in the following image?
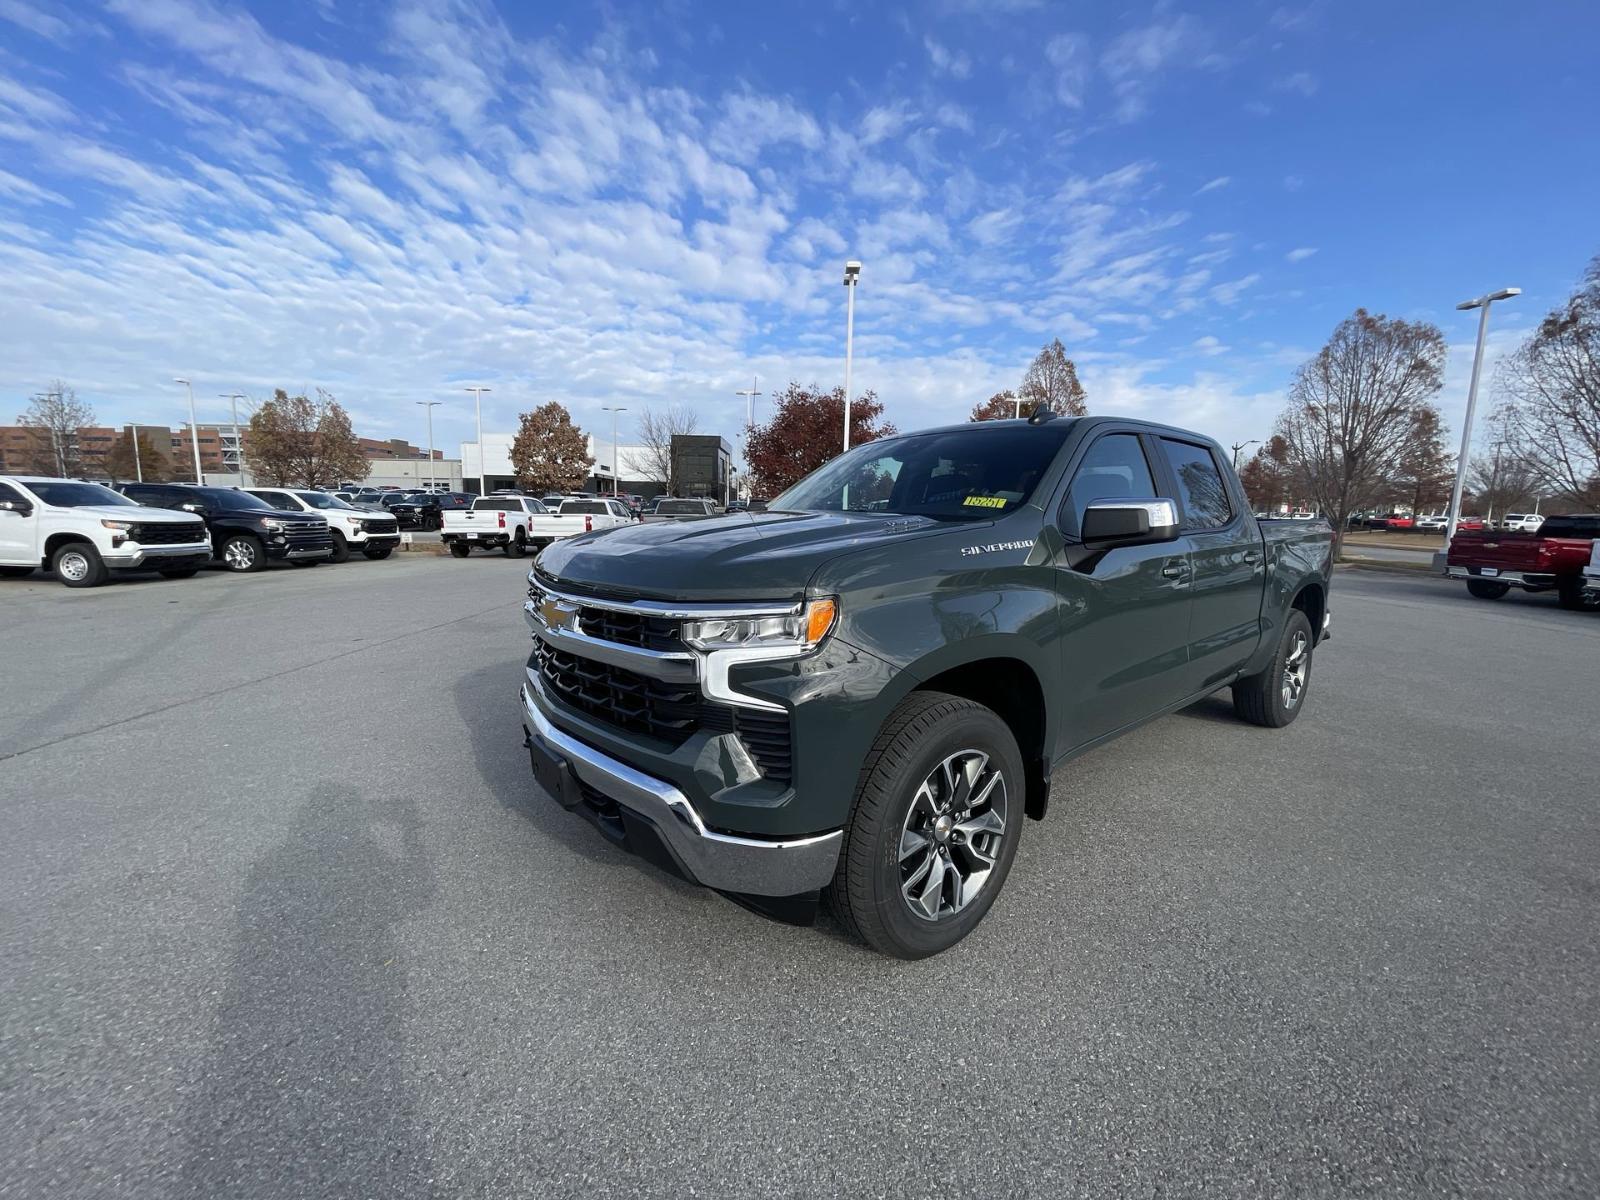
[2,0,1596,463]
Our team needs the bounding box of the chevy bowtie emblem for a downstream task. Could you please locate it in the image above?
[540,598,580,630]
[1484,542,1499,549]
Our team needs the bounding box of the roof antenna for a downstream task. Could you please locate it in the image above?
[1027,399,1056,426]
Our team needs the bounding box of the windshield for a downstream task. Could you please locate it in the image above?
[770,424,1073,520]
[296,492,354,510]
[25,481,138,508]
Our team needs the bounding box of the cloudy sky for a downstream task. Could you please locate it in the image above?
[1,0,1596,462]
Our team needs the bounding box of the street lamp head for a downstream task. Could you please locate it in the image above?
[843,260,861,284]
[173,377,190,385]
[1457,287,1521,311]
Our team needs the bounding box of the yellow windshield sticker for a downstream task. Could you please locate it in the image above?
[962,495,1007,509]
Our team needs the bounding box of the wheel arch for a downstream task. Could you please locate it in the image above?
[43,531,94,566]
[1291,580,1326,642]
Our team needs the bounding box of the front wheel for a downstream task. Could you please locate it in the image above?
[449,542,471,558]
[1232,609,1314,728]
[363,544,393,560]
[329,531,351,564]
[53,542,108,588]
[219,534,267,573]
[1467,579,1510,600]
[825,692,1025,959]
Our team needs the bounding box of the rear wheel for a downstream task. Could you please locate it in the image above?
[506,529,528,558]
[329,531,351,563]
[1232,609,1314,728]
[449,542,471,558]
[1467,579,1510,600]
[53,541,107,588]
[825,692,1025,959]
[1557,578,1600,611]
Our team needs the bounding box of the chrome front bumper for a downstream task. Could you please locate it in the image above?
[1583,569,1600,598]
[106,541,211,567]
[520,678,842,897]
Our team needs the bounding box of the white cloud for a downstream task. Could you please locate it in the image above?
[1283,174,1305,191]
[1043,33,1092,110]
[1274,71,1318,97]
[1210,274,1262,305]
[1100,16,1214,122]
[1285,247,1317,263]
[1192,335,1228,356]
[1195,175,1231,195]
[924,35,973,79]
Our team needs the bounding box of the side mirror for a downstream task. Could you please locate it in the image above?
[1081,499,1180,549]
[0,499,33,517]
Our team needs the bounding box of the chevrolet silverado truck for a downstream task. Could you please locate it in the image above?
[441,495,550,557]
[518,416,1334,958]
[0,475,210,586]
[1445,513,1600,610]
[1582,540,1600,603]
[119,483,333,571]
[246,487,400,562]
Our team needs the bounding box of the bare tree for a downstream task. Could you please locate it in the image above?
[15,381,95,476]
[636,404,699,493]
[1274,309,1446,554]
[1496,254,1600,508]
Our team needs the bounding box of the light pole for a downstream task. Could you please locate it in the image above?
[1231,439,1259,469]
[1444,287,1519,545]
[416,401,441,490]
[735,377,762,433]
[464,386,491,495]
[220,393,246,483]
[842,260,861,453]
[129,426,143,483]
[174,378,202,484]
[602,405,627,496]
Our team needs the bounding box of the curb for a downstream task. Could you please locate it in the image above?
[1335,556,1437,576]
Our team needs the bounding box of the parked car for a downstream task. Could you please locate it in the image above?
[388,490,473,530]
[520,415,1334,957]
[344,488,392,510]
[245,487,399,562]
[642,497,719,523]
[1445,513,1600,609]
[441,495,551,557]
[725,498,749,513]
[1582,540,1600,604]
[522,498,636,548]
[1416,514,1449,531]
[0,475,211,587]
[1499,513,1545,533]
[119,482,333,572]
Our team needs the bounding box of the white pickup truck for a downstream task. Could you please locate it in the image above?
[441,495,634,558]
[0,475,212,587]
[1583,539,1600,604]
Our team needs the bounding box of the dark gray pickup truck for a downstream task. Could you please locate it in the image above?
[521,416,1333,957]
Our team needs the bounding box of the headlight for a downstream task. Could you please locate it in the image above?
[348,519,365,530]
[682,597,837,652]
[260,518,286,531]
[100,520,133,531]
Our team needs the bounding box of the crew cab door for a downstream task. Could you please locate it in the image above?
[1152,437,1266,695]
[1051,431,1193,747]
[0,481,38,563]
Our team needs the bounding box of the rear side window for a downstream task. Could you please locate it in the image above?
[1159,439,1233,530]
[252,491,295,508]
[1064,434,1158,532]
[1539,515,1600,538]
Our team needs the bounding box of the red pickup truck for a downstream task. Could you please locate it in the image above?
[1445,513,1600,610]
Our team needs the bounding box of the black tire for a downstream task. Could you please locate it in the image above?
[219,533,267,573]
[506,529,528,558]
[0,565,34,579]
[824,691,1025,960]
[363,544,393,560]
[159,568,199,579]
[329,531,351,563]
[1232,609,1314,728]
[52,541,107,588]
[449,542,471,558]
[1557,578,1600,612]
[1467,579,1510,600]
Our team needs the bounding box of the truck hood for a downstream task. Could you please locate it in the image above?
[76,505,202,524]
[536,509,960,602]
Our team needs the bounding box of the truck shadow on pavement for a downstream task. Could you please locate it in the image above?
[176,782,436,1198]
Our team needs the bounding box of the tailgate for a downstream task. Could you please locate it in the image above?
[1446,533,1546,570]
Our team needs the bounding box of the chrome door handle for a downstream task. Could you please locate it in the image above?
[1161,563,1185,579]
[1243,550,1262,565]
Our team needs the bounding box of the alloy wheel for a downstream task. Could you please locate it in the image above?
[224,540,256,570]
[898,750,1008,922]
[1281,631,1309,709]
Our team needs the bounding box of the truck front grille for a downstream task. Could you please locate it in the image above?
[132,522,206,545]
[362,517,399,535]
[733,709,792,784]
[533,639,701,745]
[285,522,333,549]
[575,607,685,652]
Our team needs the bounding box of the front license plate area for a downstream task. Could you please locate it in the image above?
[528,734,583,810]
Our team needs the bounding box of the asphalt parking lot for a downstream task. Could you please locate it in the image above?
[4,557,1598,1198]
